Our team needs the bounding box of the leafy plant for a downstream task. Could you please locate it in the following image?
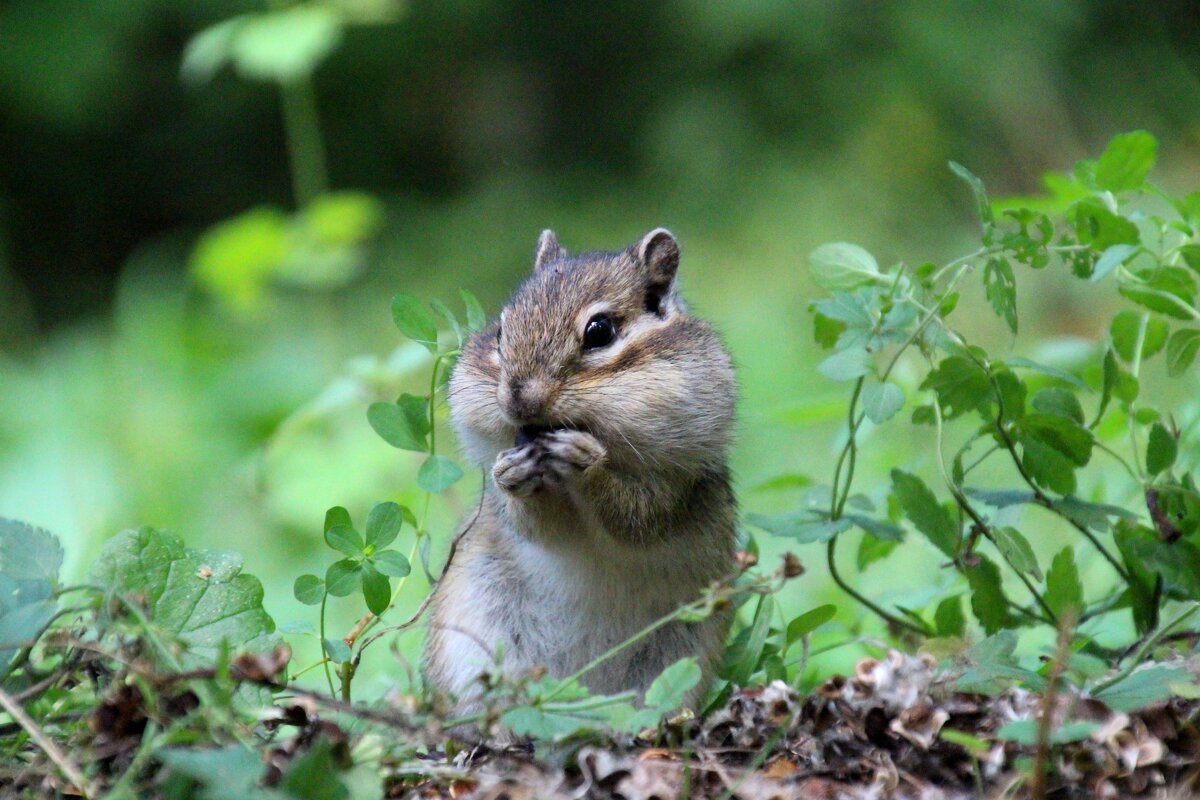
[754,130,1199,693]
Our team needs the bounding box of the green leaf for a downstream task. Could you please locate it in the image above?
[812,289,875,327]
[1091,243,1138,282]
[501,697,635,741]
[949,160,993,225]
[856,536,897,570]
[996,719,1100,746]
[159,745,265,800]
[934,596,966,637]
[845,514,905,541]
[816,347,873,381]
[301,191,383,248]
[1019,435,1077,494]
[418,455,464,493]
[190,207,287,311]
[953,630,1044,693]
[1073,198,1140,250]
[1119,266,1197,321]
[786,604,837,644]
[891,470,959,558]
[1146,422,1178,476]
[1166,329,1200,376]
[808,242,882,291]
[991,527,1041,580]
[180,17,247,85]
[1095,348,1118,424]
[744,512,850,543]
[281,739,351,800]
[861,380,905,424]
[365,501,403,549]
[1114,525,1200,601]
[732,594,774,686]
[1111,310,1168,362]
[229,6,343,83]
[323,637,351,664]
[1045,547,1083,619]
[371,549,411,578]
[1030,387,1084,425]
[1003,357,1089,393]
[324,559,362,597]
[293,574,325,606]
[1095,130,1157,192]
[90,527,279,661]
[360,564,391,616]
[323,506,352,533]
[940,728,989,755]
[460,289,487,332]
[626,657,703,730]
[750,474,813,492]
[812,311,845,349]
[324,524,364,557]
[920,356,990,419]
[966,556,1013,635]
[983,258,1017,334]
[430,298,464,345]
[367,396,429,452]
[1017,414,1092,466]
[0,518,63,586]
[1094,666,1190,712]
[390,293,439,353]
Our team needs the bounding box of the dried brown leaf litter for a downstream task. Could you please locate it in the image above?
[403,651,1200,800]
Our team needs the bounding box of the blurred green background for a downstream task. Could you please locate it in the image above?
[2,0,1200,694]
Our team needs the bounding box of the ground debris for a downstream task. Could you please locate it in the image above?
[404,651,1200,799]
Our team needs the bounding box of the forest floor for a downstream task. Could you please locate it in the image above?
[401,651,1200,800]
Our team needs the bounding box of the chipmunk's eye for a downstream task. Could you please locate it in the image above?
[583,314,617,350]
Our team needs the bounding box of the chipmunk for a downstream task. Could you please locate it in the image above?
[424,228,736,723]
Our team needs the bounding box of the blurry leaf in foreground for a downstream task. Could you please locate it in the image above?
[90,527,279,661]
[0,519,62,666]
[301,192,383,247]
[191,207,288,312]
[231,6,343,83]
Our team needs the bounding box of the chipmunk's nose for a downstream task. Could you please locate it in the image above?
[499,375,552,423]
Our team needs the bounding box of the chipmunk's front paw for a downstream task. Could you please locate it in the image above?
[541,430,607,478]
[493,444,545,497]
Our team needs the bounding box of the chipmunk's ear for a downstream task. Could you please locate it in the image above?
[634,228,680,316]
[534,229,565,272]
[636,228,680,282]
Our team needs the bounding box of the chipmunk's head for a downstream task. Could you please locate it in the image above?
[450,228,734,472]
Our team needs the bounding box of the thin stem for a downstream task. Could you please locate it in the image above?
[829,378,864,519]
[1127,312,1149,479]
[826,538,928,635]
[932,398,1058,624]
[279,77,329,205]
[319,592,336,697]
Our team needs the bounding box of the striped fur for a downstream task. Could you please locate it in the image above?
[425,229,736,729]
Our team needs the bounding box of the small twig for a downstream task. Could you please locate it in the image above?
[0,684,94,798]
[1032,610,1075,800]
